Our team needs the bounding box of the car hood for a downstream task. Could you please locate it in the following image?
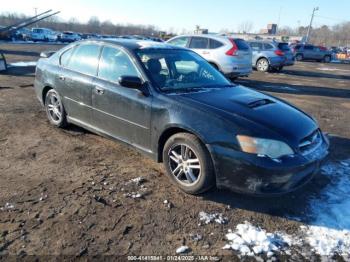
[175,86,318,146]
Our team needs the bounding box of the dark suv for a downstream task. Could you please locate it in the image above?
[293,44,332,63]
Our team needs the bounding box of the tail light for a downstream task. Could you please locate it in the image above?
[226,39,238,56]
[274,50,285,56]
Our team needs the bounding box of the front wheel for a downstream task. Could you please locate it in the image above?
[45,89,67,128]
[256,58,270,72]
[163,133,215,195]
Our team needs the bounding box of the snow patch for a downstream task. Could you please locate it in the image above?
[199,211,228,225]
[9,61,37,67]
[316,67,350,73]
[303,160,350,256]
[223,222,292,256]
[176,245,190,254]
[0,202,15,211]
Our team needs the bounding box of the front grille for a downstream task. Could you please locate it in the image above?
[299,130,323,156]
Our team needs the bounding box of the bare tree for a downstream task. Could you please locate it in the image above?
[237,21,253,33]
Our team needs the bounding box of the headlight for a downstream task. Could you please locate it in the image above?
[236,135,294,159]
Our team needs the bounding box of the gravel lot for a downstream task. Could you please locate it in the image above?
[0,43,350,260]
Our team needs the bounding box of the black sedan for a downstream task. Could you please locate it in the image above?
[34,39,329,195]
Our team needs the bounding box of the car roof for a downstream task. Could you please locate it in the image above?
[170,34,235,41]
[79,39,186,51]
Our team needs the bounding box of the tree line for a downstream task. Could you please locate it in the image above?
[1,12,349,46]
[0,12,160,36]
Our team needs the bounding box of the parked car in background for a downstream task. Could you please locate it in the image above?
[13,28,32,41]
[293,44,332,63]
[31,28,57,42]
[167,35,252,79]
[58,31,81,43]
[247,40,294,72]
[34,39,329,195]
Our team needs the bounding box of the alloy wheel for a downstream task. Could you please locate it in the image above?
[257,59,269,72]
[46,91,63,123]
[168,144,201,186]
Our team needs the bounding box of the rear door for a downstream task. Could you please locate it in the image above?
[303,45,314,59]
[249,42,263,66]
[188,37,210,60]
[92,45,152,151]
[57,43,101,124]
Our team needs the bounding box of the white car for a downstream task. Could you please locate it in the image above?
[31,28,57,42]
[59,31,81,43]
[167,34,252,78]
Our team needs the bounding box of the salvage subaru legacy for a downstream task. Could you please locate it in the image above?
[34,39,329,195]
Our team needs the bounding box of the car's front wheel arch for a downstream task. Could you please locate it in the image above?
[157,126,208,163]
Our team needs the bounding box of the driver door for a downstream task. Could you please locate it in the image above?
[92,45,153,151]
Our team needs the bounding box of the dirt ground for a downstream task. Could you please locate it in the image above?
[0,43,350,260]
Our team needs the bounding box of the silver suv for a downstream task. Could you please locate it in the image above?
[248,40,294,72]
[167,35,252,78]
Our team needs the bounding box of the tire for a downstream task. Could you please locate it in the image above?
[44,89,67,128]
[256,58,270,72]
[295,54,303,61]
[324,55,331,63]
[163,133,215,195]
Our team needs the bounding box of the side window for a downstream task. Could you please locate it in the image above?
[189,37,209,49]
[209,39,223,49]
[250,42,262,51]
[168,37,189,47]
[264,43,274,50]
[60,47,75,67]
[98,46,139,83]
[304,45,314,50]
[67,44,101,75]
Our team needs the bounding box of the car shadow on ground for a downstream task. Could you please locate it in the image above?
[278,69,350,81]
[236,79,350,99]
[202,136,350,231]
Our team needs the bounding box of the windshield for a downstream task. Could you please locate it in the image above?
[136,49,232,92]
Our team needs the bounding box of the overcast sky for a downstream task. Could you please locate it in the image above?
[2,0,349,33]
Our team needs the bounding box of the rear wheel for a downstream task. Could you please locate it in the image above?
[296,54,303,61]
[163,133,215,195]
[256,58,270,72]
[45,89,67,128]
[323,55,331,63]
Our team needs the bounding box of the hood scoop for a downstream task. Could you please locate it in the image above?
[247,98,275,109]
[230,93,275,109]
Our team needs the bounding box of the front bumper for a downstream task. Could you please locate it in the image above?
[210,134,329,196]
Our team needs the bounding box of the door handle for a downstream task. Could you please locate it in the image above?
[58,75,65,81]
[95,87,105,95]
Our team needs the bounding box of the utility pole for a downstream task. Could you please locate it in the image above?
[34,8,38,28]
[305,7,319,43]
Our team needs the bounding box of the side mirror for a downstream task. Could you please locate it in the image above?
[118,76,143,89]
[40,51,55,58]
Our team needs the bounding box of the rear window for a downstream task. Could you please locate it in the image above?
[209,39,223,49]
[232,39,250,50]
[264,43,274,50]
[278,43,291,51]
